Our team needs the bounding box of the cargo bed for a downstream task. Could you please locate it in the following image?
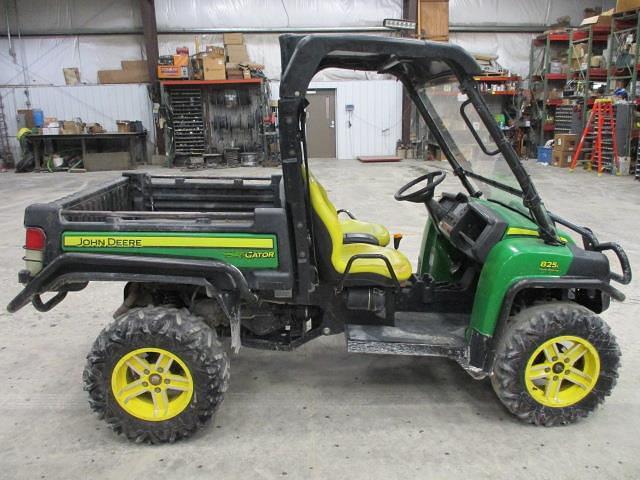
[58,172,283,223]
[18,172,294,299]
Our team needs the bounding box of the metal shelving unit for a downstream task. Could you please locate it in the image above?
[529,31,573,140]
[567,24,610,131]
[607,9,640,164]
[607,9,640,101]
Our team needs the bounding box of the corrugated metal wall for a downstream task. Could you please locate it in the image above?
[272,79,402,159]
[1,84,155,158]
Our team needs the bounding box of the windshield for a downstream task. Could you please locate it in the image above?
[417,75,529,215]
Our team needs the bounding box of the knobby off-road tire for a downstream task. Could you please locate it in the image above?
[491,302,620,426]
[83,306,229,443]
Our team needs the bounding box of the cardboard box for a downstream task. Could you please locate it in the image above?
[548,87,563,100]
[584,7,602,18]
[223,33,244,45]
[616,0,640,13]
[121,60,148,72]
[203,55,226,80]
[116,121,130,133]
[173,54,189,67]
[63,67,80,85]
[86,123,105,134]
[17,109,34,128]
[554,133,577,150]
[226,44,249,63]
[98,68,150,84]
[61,121,83,135]
[419,0,449,41]
[571,44,585,59]
[206,46,225,56]
[580,8,614,26]
[157,65,189,79]
[552,149,574,168]
[226,67,244,80]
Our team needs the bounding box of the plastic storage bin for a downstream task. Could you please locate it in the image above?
[537,146,552,164]
[32,109,44,128]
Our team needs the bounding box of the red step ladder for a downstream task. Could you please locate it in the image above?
[569,99,620,175]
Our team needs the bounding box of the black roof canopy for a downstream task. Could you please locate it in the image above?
[279,34,482,97]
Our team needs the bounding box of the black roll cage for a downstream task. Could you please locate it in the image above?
[277,34,561,302]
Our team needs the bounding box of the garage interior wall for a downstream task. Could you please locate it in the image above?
[0,0,615,159]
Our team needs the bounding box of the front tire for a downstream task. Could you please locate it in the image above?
[491,302,620,426]
[83,306,229,443]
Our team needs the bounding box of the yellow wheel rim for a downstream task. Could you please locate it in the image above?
[111,347,194,422]
[525,335,600,408]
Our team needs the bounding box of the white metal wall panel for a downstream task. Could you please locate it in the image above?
[271,79,402,160]
[334,80,402,160]
[157,0,402,29]
[1,84,154,158]
[0,36,145,86]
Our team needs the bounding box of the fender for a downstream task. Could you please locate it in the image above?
[493,277,623,337]
[467,277,624,371]
[6,253,257,313]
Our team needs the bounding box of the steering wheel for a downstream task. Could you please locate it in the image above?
[394,171,447,203]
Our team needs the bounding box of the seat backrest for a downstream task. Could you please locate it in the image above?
[308,175,343,277]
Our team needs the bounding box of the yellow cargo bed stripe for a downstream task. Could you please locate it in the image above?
[63,235,274,249]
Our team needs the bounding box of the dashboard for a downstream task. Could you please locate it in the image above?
[435,193,508,263]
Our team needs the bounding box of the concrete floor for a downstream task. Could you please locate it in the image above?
[0,159,639,479]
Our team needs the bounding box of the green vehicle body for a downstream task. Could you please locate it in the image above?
[419,198,578,337]
[61,196,576,341]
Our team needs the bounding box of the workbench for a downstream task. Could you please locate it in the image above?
[27,132,147,170]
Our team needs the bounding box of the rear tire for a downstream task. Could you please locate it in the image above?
[83,306,229,443]
[491,302,620,426]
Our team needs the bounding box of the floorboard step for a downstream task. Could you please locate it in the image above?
[345,311,468,358]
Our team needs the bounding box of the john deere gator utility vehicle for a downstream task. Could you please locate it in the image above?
[7,35,632,443]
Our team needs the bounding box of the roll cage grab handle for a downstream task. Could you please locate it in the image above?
[459,99,500,157]
[458,78,562,245]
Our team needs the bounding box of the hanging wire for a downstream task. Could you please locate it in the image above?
[280,0,291,27]
[12,0,31,107]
